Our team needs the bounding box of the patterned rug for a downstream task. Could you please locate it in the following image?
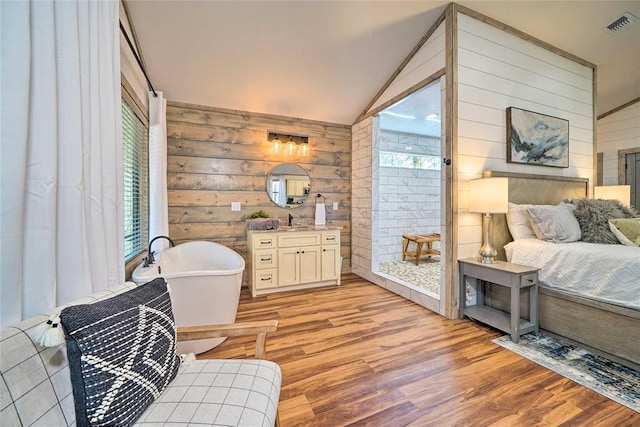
[378,258,440,295]
[493,334,640,412]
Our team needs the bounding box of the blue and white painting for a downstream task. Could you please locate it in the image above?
[507,107,569,168]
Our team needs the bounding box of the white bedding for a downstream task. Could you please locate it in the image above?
[505,238,640,310]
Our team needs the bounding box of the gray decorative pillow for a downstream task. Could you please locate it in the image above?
[61,278,179,426]
[567,198,638,244]
[527,203,581,243]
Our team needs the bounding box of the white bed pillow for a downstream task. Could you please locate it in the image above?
[526,203,581,243]
[506,203,537,240]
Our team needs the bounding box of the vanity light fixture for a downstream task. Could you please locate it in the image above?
[268,132,309,157]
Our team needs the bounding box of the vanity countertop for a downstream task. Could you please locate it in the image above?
[247,226,343,233]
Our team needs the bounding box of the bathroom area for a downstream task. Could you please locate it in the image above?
[373,80,444,299]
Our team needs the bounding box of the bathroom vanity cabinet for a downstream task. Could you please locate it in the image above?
[247,228,342,297]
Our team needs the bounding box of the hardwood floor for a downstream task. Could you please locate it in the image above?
[200,274,639,426]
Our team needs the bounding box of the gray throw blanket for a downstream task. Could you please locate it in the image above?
[245,218,280,230]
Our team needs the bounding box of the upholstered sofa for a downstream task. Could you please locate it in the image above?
[0,282,281,426]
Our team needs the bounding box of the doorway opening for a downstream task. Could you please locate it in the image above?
[372,80,443,299]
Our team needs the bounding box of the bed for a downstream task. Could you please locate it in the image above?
[481,171,640,369]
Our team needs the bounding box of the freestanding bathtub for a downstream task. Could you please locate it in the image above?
[132,240,245,355]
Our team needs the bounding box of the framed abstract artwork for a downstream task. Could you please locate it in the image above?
[507,107,569,168]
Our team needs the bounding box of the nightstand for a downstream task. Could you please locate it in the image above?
[459,258,539,343]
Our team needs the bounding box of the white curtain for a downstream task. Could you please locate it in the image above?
[148,91,170,252]
[0,0,123,327]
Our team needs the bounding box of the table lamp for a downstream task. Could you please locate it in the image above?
[469,177,509,264]
[594,185,630,206]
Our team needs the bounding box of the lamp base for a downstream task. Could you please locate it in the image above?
[478,213,498,264]
[478,255,497,264]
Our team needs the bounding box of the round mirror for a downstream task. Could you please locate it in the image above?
[267,163,311,208]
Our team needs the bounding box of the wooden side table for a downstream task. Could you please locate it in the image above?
[458,258,539,343]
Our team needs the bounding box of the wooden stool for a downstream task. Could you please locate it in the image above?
[402,233,441,265]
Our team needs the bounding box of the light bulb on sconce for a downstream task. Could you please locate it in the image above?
[287,138,296,156]
[272,136,282,154]
[268,132,310,157]
[299,142,309,157]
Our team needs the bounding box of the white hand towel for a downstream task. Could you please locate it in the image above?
[315,202,326,226]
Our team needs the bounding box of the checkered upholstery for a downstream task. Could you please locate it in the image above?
[0,285,281,427]
[136,360,281,426]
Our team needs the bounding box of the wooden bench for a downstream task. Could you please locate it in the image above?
[402,233,441,265]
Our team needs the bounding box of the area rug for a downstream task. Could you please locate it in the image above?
[378,258,440,294]
[493,333,639,412]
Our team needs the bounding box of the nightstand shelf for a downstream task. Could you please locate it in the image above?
[464,305,536,334]
[459,258,540,343]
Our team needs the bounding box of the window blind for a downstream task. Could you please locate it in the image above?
[122,98,149,262]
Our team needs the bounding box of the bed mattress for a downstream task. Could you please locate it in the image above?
[505,238,640,310]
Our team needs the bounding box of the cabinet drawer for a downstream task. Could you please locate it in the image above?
[278,233,320,248]
[520,272,538,287]
[322,231,340,245]
[253,235,276,249]
[254,269,278,290]
[254,249,277,269]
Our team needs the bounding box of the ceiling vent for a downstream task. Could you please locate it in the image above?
[605,12,638,35]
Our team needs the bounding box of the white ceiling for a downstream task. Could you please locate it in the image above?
[126,1,640,125]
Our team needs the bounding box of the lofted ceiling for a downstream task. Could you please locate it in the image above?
[126,1,640,125]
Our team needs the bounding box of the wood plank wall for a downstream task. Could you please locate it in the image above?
[166,102,352,286]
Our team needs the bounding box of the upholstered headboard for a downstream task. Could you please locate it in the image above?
[482,171,589,261]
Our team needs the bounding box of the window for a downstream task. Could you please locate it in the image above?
[122,98,149,262]
[379,151,441,170]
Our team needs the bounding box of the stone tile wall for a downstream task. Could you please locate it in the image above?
[378,130,441,263]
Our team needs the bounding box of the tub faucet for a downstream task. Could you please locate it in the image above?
[288,213,293,227]
[144,235,175,267]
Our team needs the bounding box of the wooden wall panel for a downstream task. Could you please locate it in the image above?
[167,102,352,286]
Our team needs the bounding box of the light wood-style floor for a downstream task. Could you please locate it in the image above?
[201,273,640,426]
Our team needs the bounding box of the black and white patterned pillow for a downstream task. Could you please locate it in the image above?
[61,278,180,426]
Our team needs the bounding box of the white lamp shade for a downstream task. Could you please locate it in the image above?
[594,185,630,206]
[469,177,509,213]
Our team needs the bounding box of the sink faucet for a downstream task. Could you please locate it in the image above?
[144,235,175,267]
[288,213,293,227]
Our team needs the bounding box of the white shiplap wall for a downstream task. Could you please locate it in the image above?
[368,21,446,114]
[597,101,640,185]
[456,13,594,259]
